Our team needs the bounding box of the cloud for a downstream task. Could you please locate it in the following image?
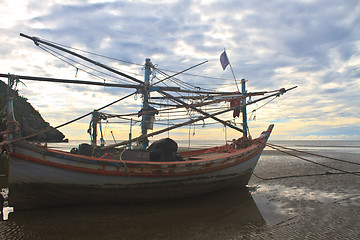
[0,0,359,140]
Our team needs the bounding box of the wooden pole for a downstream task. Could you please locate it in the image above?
[223,49,240,93]
[241,79,248,137]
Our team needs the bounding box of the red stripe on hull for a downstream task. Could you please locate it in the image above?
[9,143,264,178]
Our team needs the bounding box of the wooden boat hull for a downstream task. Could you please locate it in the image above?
[7,126,273,209]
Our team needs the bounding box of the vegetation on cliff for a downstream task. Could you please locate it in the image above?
[0,80,66,142]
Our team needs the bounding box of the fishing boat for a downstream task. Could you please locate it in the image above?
[0,33,296,214]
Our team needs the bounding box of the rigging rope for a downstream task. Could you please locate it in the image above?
[156,67,237,82]
[37,35,235,88]
[247,96,278,121]
[37,36,237,83]
[39,45,138,84]
[37,37,144,67]
[155,68,213,92]
[31,35,299,95]
[4,91,137,144]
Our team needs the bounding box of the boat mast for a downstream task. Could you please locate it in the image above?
[90,111,100,147]
[241,79,248,137]
[141,58,152,149]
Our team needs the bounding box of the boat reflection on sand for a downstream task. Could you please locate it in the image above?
[6,187,265,240]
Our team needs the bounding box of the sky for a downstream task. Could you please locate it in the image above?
[0,0,359,143]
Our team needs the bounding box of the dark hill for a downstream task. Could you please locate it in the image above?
[0,80,66,142]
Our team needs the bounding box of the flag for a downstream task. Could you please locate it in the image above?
[220,50,229,70]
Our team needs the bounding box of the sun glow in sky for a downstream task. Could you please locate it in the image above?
[0,0,359,142]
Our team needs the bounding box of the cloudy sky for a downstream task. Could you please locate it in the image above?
[0,0,359,142]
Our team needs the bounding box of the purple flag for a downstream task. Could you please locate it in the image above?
[220,51,229,70]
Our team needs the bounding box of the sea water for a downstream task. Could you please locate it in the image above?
[0,140,359,239]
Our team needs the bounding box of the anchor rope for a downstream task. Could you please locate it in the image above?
[266,144,360,176]
[253,143,360,180]
[267,142,360,166]
[252,171,360,181]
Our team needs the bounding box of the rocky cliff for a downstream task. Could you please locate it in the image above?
[0,80,66,142]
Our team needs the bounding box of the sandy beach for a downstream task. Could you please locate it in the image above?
[1,141,359,239]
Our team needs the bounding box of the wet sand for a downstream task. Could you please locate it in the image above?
[249,149,360,239]
[1,147,359,239]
